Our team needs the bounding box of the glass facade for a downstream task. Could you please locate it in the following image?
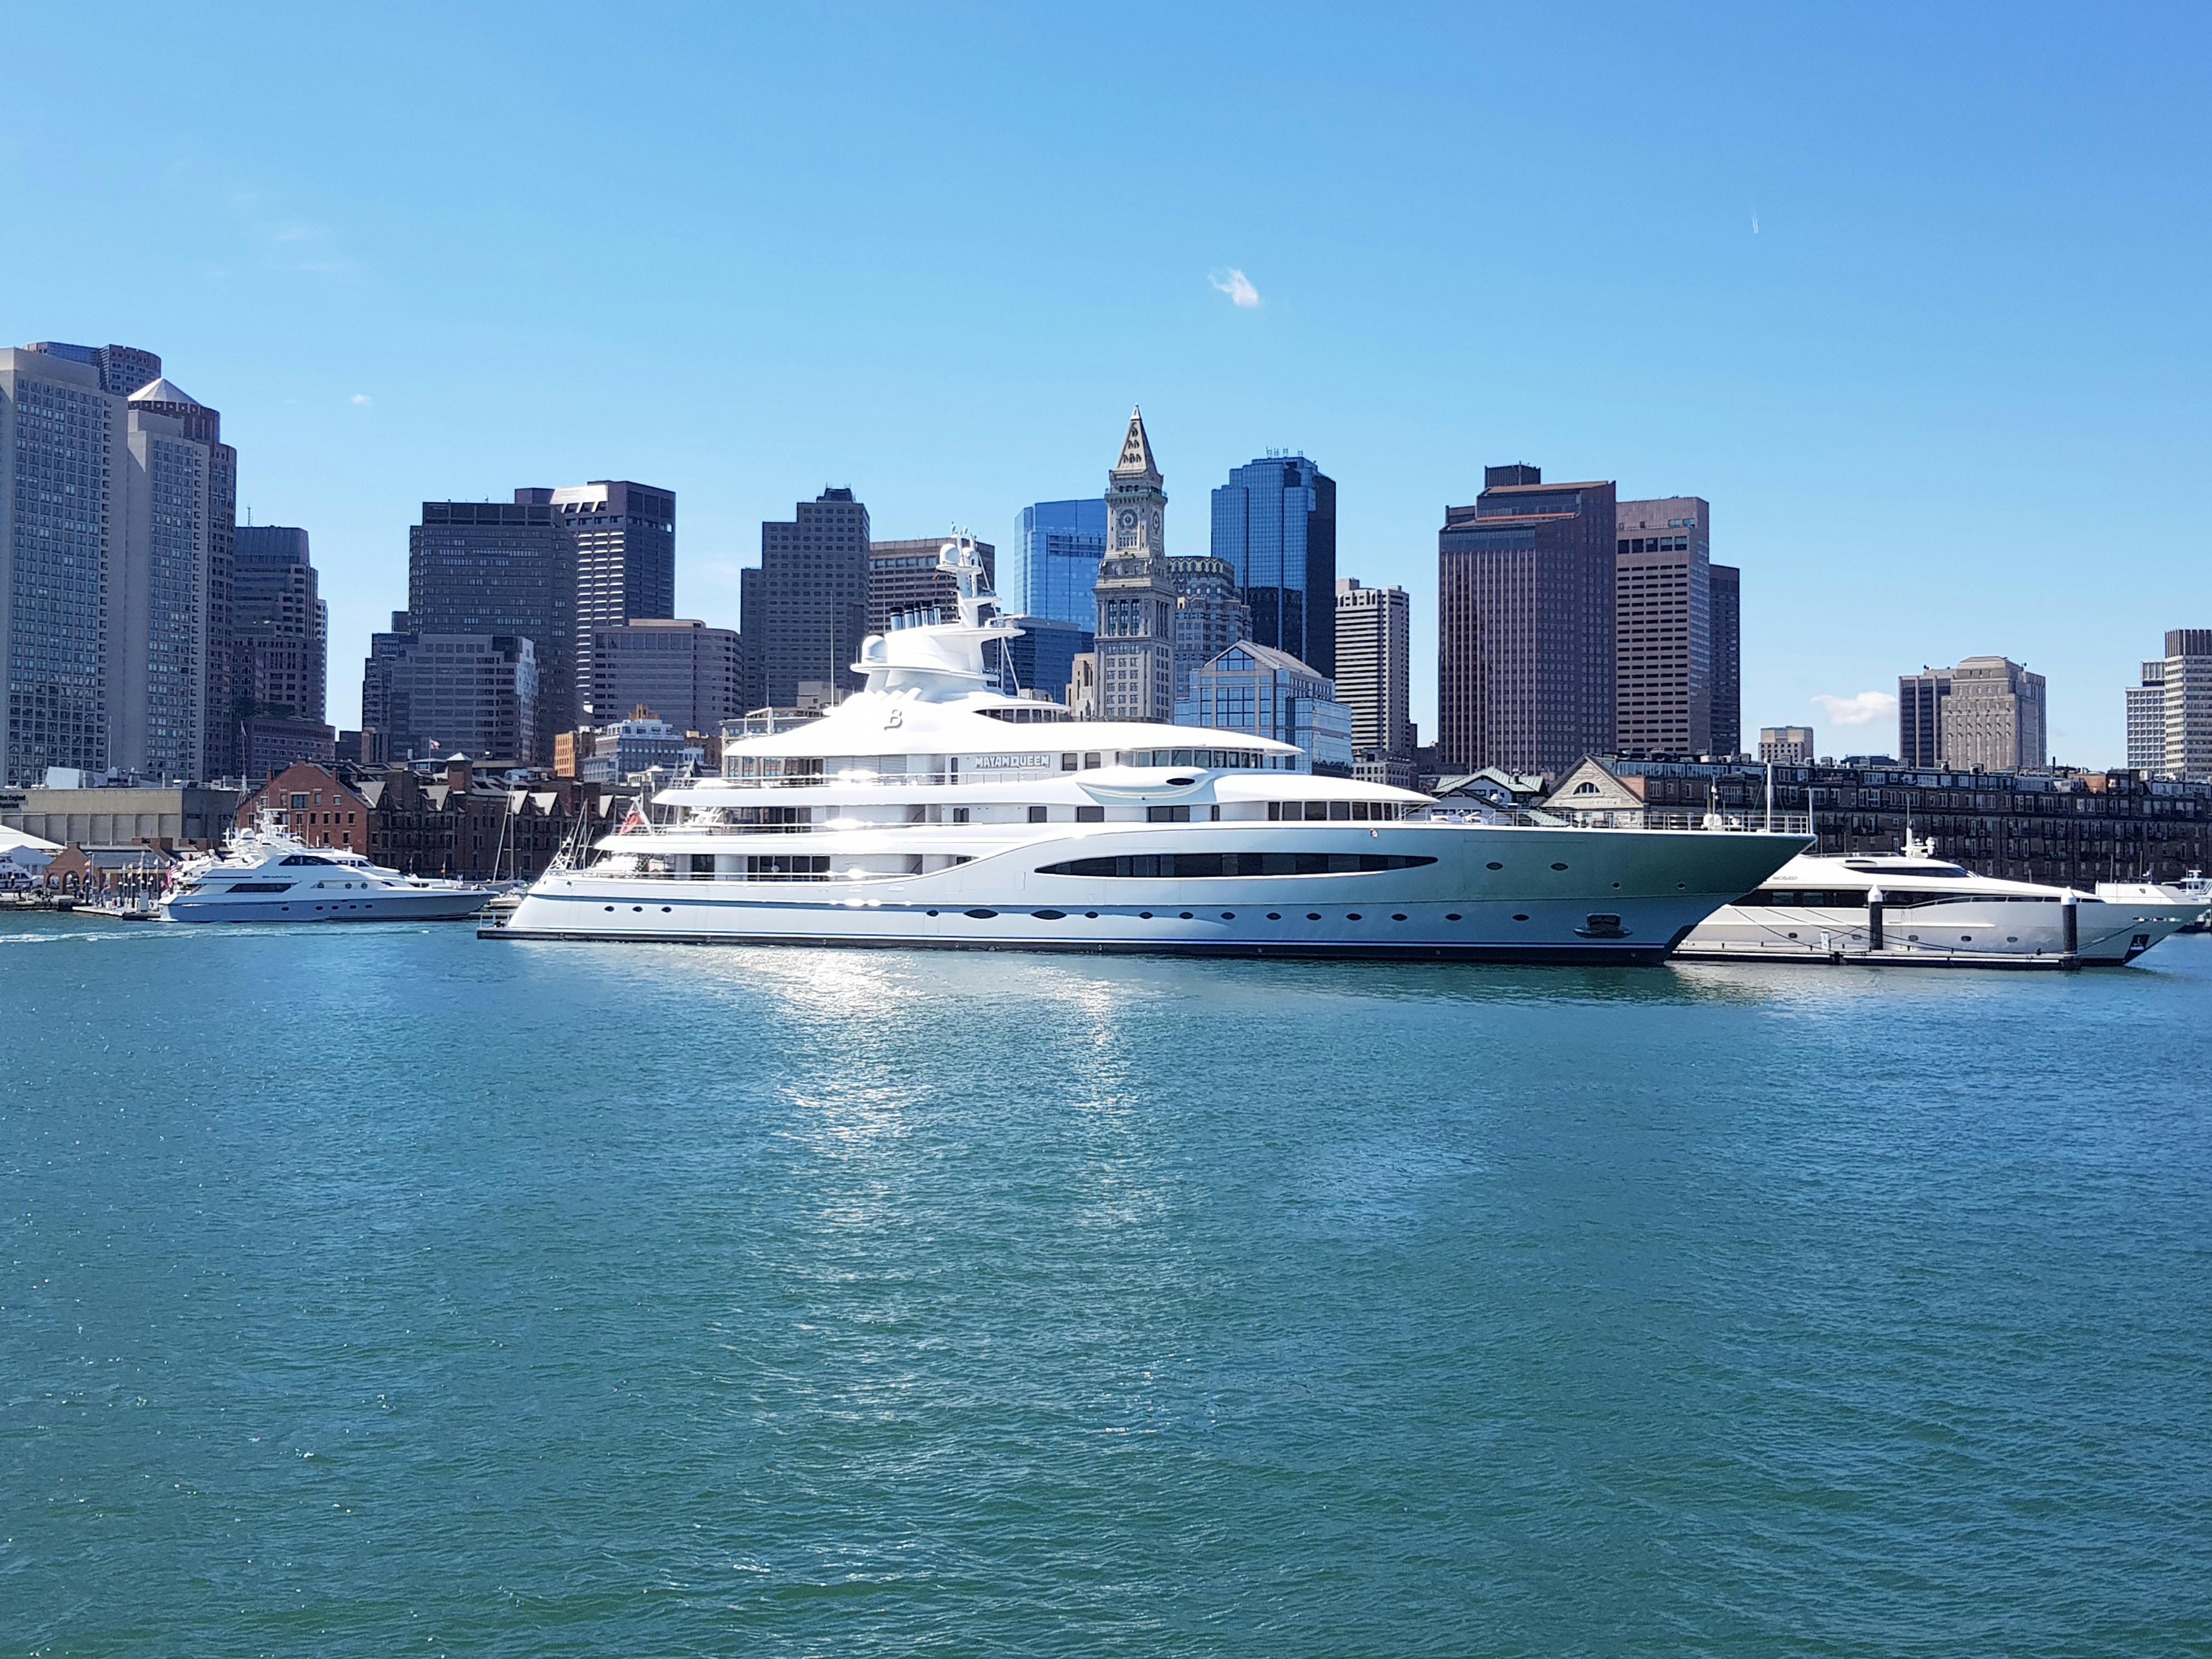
[1009,499,1107,628]
[991,616,1092,703]
[1209,456,1337,678]
[1176,643,1352,776]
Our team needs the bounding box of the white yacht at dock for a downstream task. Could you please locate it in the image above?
[161,811,495,923]
[1678,838,2196,967]
[490,537,1805,962]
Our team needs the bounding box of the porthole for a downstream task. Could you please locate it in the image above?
[1787,932,1798,939]
[964,909,998,918]
[1512,913,1530,922]
[926,909,940,916]
[1611,882,1621,889]
[1961,935,1972,942]
[1084,911,1098,919]
[1550,862,1568,872]
[1267,912,1282,921]
[661,906,672,913]
[1486,861,1503,871]
[1908,934,1920,941]
[1178,911,1194,919]
[1139,911,1154,919]
[1220,911,1234,919]
[604,905,615,911]
[1391,913,1408,922]
[2006,936,2018,943]
[1346,912,1363,921]
[1306,912,1321,920]
[1032,910,1066,920]
[1445,913,1462,922]
[1675,883,1686,889]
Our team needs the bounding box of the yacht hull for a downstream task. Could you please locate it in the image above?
[1677,897,2194,967]
[490,824,1807,963]
[163,889,491,924]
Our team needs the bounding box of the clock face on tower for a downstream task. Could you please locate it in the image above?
[1118,509,1138,531]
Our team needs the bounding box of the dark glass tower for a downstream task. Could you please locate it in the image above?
[555,481,675,717]
[406,492,572,751]
[758,488,871,707]
[1210,454,1337,676]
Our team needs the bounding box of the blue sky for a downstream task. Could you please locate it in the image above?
[7,3,2207,757]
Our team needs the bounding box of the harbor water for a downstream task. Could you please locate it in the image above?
[5,918,2210,1655]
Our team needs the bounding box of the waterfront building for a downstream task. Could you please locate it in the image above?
[1711,563,1741,755]
[235,757,609,880]
[1064,650,1101,717]
[1899,657,2046,772]
[360,623,540,765]
[406,492,573,746]
[1009,499,1108,627]
[1759,725,1815,764]
[867,537,997,636]
[1177,642,1351,776]
[1335,578,1412,785]
[1093,410,1178,721]
[1612,756,2212,887]
[0,781,240,851]
[588,618,743,736]
[758,487,871,708]
[1165,555,1251,702]
[1614,496,1712,758]
[1211,453,1337,676]
[1,345,241,787]
[990,616,1092,703]
[1437,464,1617,776]
[2126,630,2212,780]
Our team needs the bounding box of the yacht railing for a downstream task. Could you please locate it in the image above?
[1413,807,1812,834]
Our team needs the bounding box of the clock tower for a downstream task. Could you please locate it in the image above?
[1092,407,1177,721]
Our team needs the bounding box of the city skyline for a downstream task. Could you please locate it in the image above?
[5,7,2206,764]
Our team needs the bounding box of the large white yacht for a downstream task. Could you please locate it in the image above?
[162,812,495,923]
[492,538,1804,962]
[1678,839,2197,967]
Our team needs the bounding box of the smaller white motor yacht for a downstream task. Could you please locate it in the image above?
[162,811,495,924]
[1678,837,2197,968]
[2095,871,2211,934]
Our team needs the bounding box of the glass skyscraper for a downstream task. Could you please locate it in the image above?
[1209,455,1337,678]
[1009,499,1107,628]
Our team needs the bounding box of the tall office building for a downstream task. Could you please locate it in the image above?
[407,492,572,748]
[361,619,539,764]
[758,487,871,707]
[555,481,674,716]
[234,526,326,721]
[1092,409,1177,721]
[1613,496,1712,757]
[233,525,332,783]
[1211,453,1337,676]
[866,537,996,635]
[737,566,766,713]
[1335,578,1412,767]
[1437,464,1617,775]
[1899,657,2046,772]
[1,343,234,787]
[1009,499,1108,627]
[2126,630,2212,779]
[990,616,1092,703]
[1710,563,1741,756]
[1165,554,1250,702]
[589,618,743,735]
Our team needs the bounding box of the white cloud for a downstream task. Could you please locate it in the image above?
[1810,690,1897,727]
[1209,268,1261,308]
[351,393,372,407]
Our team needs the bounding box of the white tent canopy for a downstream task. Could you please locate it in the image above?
[1,825,63,869]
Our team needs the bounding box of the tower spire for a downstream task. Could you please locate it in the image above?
[1112,405,1160,483]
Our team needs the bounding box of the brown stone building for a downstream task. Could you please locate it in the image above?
[235,758,627,881]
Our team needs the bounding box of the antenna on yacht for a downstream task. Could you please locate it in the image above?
[1763,760,1774,832]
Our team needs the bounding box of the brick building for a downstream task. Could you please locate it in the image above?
[1610,758,2212,887]
[236,758,629,881]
